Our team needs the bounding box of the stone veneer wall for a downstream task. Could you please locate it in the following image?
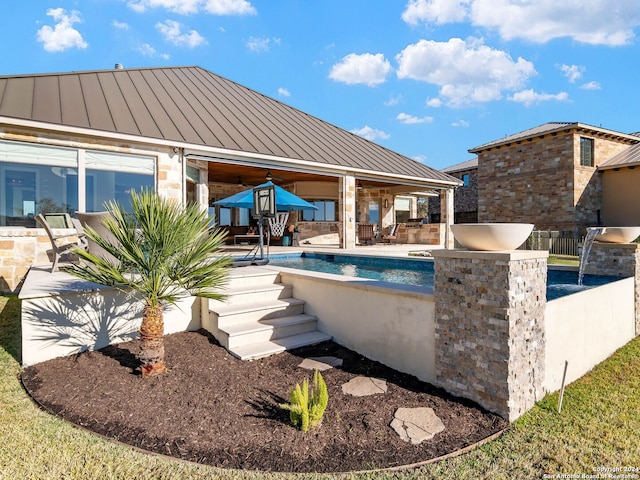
[431,249,548,421]
[584,242,640,334]
[477,133,630,232]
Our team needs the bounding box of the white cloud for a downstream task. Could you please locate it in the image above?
[246,36,280,53]
[138,43,156,56]
[426,97,443,108]
[384,94,403,106]
[412,154,428,163]
[396,37,535,107]
[37,8,88,52]
[580,81,602,90]
[559,64,584,83]
[397,113,433,124]
[112,20,129,30]
[329,53,392,87]
[471,0,640,46]
[278,87,290,97]
[127,0,256,15]
[156,20,207,47]
[401,0,640,46]
[508,89,569,107]
[402,0,470,26]
[204,0,256,15]
[452,119,470,127]
[351,125,390,141]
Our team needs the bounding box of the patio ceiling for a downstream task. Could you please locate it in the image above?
[205,161,434,193]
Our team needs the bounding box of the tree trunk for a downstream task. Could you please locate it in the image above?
[138,302,167,377]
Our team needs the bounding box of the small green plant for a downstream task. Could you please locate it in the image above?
[281,369,328,432]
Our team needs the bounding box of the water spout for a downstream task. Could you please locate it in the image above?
[578,227,605,285]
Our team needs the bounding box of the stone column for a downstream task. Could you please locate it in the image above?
[340,175,356,249]
[431,249,548,422]
[440,189,455,249]
[584,242,640,335]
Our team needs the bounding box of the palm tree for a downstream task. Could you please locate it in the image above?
[65,189,231,377]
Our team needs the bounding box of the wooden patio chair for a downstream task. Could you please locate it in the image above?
[358,223,375,245]
[35,213,88,272]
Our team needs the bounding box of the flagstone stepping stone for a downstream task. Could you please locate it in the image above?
[341,376,387,396]
[298,356,343,371]
[390,407,445,445]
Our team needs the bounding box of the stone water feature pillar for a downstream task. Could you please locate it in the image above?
[583,242,640,335]
[431,249,549,422]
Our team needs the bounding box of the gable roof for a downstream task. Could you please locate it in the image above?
[469,122,640,154]
[442,157,477,173]
[0,65,457,186]
[598,143,640,170]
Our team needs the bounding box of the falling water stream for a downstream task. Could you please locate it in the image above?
[578,227,605,286]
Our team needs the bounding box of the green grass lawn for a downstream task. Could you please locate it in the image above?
[1,294,639,479]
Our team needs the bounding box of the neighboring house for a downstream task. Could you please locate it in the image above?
[0,65,460,293]
[428,158,478,224]
[469,122,640,233]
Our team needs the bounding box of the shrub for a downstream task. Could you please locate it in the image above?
[281,369,328,432]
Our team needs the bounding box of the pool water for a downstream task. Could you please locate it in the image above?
[268,253,621,300]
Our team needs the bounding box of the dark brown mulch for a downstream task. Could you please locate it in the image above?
[21,330,507,474]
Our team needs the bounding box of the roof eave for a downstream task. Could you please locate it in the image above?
[469,122,640,154]
[1,116,461,189]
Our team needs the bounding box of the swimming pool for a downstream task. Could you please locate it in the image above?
[267,252,621,300]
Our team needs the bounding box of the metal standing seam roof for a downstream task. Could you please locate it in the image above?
[598,143,640,170]
[468,122,640,153]
[0,65,458,186]
[441,157,477,173]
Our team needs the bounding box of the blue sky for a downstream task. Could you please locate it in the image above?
[3,0,640,170]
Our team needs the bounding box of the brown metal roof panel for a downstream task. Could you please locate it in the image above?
[137,70,210,146]
[173,69,241,149]
[59,75,90,127]
[185,69,270,152]
[113,71,162,139]
[32,76,62,124]
[173,68,267,154]
[97,72,141,135]
[161,68,242,149]
[210,74,319,160]
[78,73,116,132]
[126,70,184,142]
[598,144,640,169]
[0,77,34,119]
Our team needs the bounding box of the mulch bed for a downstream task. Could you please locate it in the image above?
[21,330,507,473]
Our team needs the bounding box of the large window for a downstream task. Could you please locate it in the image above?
[580,137,594,167]
[0,140,155,227]
[301,200,336,221]
[395,197,412,224]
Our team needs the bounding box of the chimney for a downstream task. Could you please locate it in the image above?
[114,63,123,69]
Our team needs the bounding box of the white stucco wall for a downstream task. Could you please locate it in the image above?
[19,268,201,367]
[267,266,436,383]
[544,277,635,392]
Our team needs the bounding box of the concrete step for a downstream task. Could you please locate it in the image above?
[225,267,280,290]
[229,330,333,361]
[210,283,293,307]
[221,314,319,349]
[212,298,306,328]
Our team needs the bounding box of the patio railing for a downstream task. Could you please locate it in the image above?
[522,230,583,257]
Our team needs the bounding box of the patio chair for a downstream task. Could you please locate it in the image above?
[35,213,88,272]
[380,224,399,244]
[76,212,119,264]
[358,223,375,245]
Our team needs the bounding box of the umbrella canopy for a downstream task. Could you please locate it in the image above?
[213,181,317,211]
